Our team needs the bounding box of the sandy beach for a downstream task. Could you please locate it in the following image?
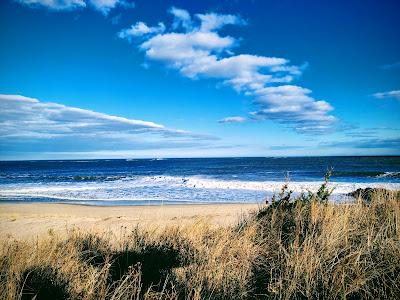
[0,203,259,239]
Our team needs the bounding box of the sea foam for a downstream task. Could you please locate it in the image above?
[1,175,399,204]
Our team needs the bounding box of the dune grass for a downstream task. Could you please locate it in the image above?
[1,186,399,299]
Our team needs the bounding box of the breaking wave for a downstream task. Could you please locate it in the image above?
[1,175,399,204]
[332,171,400,178]
[376,172,400,178]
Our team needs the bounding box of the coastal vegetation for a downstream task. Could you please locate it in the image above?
[1,184,399,299]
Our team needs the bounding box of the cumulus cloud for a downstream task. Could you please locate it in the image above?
[89,0,119,14]
[372,90,400,101]
[196,12,246,32]
[16,0,134,14]
[118,22,165,40]
[0,94,217,153]
[119,7,336,134]
[250,85,336,134]
[218,116,246,124]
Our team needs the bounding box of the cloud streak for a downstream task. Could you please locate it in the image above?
[372,90,400,101]
[119,7,336,134]
[381,61,400,70]
[320,137,400,149]
[0,94,217,153]
[118,22,165,40]
[218,116,246,124]
[15,0,134,14]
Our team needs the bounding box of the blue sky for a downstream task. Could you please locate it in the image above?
[0,0,399,159]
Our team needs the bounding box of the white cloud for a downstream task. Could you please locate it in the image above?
[119,7,336,134]
[0,94,217,153]
[88,0,135,14]
[195,12,246,32]
[89,0,119,14]
[118,22,165,40]
[16,0,134,14]
[139,31,236,66]
[16,0,86,10]
[250,85,336,133]
[0,94,163,137]
[169,7,192,31]
[0,94,40,103]
[218,116,246,124]
[372,90,400,100]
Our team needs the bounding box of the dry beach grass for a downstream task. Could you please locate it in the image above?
[0,186,399,299]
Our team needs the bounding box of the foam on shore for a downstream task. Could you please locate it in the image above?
[1,175,399,204]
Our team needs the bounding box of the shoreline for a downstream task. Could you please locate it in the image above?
[1,180,399,204]
[0,203,259,240]
[0,200,261,207]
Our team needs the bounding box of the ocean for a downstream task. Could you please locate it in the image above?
[0,157,399,205]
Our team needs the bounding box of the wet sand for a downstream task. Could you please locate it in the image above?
[0,203,259,239]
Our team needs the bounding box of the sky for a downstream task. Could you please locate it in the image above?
[0,0,399,160]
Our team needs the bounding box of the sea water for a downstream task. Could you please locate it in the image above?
[1,157,399,205]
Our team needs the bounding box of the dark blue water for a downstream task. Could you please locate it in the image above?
[1,157,399,205]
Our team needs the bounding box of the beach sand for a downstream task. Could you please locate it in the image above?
[0,203,259,240]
